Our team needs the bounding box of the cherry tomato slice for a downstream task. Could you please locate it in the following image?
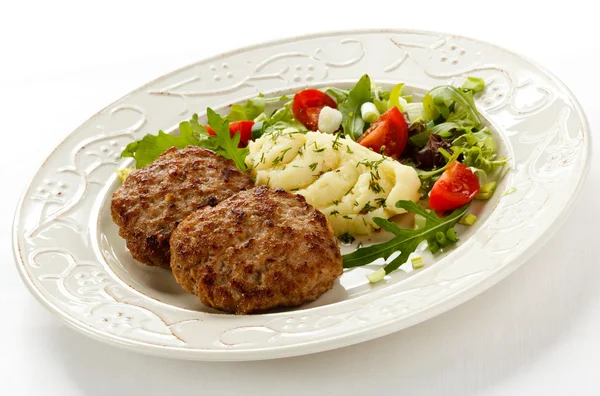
[429,162,480,211]
[206,120,254,147]
[292,89,337,131]
[357,107,408,159]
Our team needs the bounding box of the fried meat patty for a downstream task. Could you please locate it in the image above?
[170,186,343,314]
[111,146,253,268]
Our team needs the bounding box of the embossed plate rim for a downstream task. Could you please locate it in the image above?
[13,28,591,361]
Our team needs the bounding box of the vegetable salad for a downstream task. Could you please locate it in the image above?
[120,74,507,282]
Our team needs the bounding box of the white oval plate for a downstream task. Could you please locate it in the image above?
[13,29,590,361]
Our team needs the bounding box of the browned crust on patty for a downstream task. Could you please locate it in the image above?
[169,186,343,314]
[111,146,253,268]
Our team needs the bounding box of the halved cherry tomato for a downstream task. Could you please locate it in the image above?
[292,89,337,131]
[357,107,408,159]
[206,120,254,147]
[429,162,480,211]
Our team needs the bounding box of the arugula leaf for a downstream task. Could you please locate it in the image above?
[206,108,248,171]
[338,74,372,140]
[342,201,468,274]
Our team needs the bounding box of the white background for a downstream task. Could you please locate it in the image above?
[1,1,598,394]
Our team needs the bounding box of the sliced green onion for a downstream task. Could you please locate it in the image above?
[446,228,458,242]
[116,168,134,182]
[459,214,477,226]
[367,268,386,284]
[414,214,426,230]
[251,121,265,140]
[428,238,441,254]
[476,182,497,200]
[480,181,497,194]
[411,256,425,269]
[360,102,380,123]
[462,76,485,93]
[435,231,448,246]
[502,187,517,197]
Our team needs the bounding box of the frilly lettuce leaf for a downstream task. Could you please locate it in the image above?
[121,111,246,171]
[121,116,204,168]
[226,96,266,122]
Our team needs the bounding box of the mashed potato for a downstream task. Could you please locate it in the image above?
[246,130,421,235]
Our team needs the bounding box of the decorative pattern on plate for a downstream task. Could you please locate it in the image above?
[14,30,590,361]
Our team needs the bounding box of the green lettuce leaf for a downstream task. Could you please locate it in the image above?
[405,102,425,123]
[121,117,204,168]
[462,76,485,93]
[325,87,349,104]
[388,83,405,112]
[226,94,291,122]
[226,96,266,121]
[451,127,507,173]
